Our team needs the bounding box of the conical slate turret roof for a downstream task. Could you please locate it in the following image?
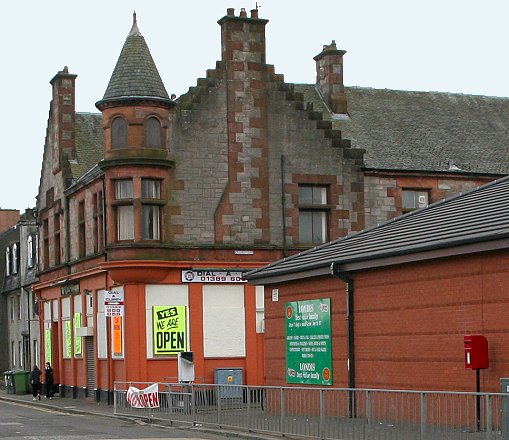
[97,12,171,107]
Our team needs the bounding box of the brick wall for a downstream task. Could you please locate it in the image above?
[264,249,509,392]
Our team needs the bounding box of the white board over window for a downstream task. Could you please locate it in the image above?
[203,285,245,358]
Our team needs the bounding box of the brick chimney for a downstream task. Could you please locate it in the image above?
[214,8,271,244]
[314,41,348,114]
[49,67,77,172]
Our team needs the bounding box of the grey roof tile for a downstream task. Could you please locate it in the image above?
[294,85,509,175]
[100,16,169,102]
[71,113,104,180]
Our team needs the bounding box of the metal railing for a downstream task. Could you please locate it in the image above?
[114,382,509,439]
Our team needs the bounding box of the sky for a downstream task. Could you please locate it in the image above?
[2,0,509,211]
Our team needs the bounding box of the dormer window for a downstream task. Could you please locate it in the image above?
[144,117,162,148]
[111,117,127,149]
[5,247,11,276]
[12,243,18,275]
[27,235,36,268]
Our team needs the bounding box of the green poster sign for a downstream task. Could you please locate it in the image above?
[153,306,187,355]
[74,312,82,356]
[65,320,72,358]
[285,298,332,385]
[45,328,52,364]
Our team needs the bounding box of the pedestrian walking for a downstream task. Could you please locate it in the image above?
[44,362,54,399]
[30,365,42,400]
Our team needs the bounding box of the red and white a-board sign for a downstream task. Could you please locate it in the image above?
[104,290,124,317]
[126,383,160,408]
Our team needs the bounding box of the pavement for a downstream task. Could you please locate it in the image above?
[0,388,280,440]
[0,388,121,419]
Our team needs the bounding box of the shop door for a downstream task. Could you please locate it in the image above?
[85,337,95,397]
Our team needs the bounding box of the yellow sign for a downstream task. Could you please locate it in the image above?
[113,316,123,356]
[45,328,52,364]
[65,320,72,358]
[74,312,82,356]
[153,306,187,355]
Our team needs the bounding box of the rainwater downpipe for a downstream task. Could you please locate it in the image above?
[280,155,288,257]
[331,262,356,417]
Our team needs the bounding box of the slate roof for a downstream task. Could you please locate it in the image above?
[295,85,509,175]
[70,113,104,181]
[245,175,509,283]
[97,14,170,106]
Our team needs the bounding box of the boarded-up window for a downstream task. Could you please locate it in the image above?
[203,285,246,357]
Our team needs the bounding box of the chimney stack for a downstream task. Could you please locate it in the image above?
[314,41,347,114]
[49,67,78,172]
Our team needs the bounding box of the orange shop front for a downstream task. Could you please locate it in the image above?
[35,262,265,402]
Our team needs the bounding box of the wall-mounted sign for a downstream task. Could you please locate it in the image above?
[104,290,124,317]
[113,316,123,356]
[64,320,73,358]
[153,306,187,355]
[73,312,82,356]
[45,328,52,364]
[285,298,332,386]
[181,269,247,283]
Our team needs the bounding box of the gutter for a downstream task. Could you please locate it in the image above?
[331,262,356,417]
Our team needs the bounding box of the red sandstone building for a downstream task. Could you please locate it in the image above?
[33,8,509,401]
[246,176,509,393]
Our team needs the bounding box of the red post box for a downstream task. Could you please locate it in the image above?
[464,335,489,369]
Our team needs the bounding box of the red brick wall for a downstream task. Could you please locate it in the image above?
[264,249,509,392]
[0,209,19,233]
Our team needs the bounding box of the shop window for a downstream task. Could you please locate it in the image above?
[111,117,127,149]
[402,189,429,212]
[144,117,162,148]
[298,185,328,245]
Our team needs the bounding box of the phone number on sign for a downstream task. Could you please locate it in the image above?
[199,276,244,282]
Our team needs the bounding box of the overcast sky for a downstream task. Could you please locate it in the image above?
[2,0,509,211]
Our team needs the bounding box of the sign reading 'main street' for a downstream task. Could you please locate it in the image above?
[153,306,187,355]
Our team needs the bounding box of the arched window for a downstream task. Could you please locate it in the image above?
[111,117,127,149]
[144,117,162,148]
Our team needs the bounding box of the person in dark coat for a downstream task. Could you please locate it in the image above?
[30,365,42,400]
[44,362,54,399]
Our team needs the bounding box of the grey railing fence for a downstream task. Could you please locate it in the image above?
[114,382,509,440]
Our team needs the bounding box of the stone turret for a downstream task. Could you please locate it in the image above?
[96,12,175,160]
